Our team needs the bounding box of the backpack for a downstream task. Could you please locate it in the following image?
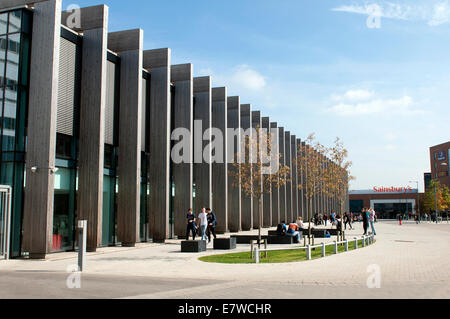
[276,224,286,235]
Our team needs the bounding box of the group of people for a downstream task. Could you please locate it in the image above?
[276,217,307,242]
[361,207,377,235]
[186,207,217,243]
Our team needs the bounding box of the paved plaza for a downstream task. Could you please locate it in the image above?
[0,221,449,299]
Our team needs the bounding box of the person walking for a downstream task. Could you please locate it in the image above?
[398,213,402,226]
[331,211,336,225]
[323,214,328,227]
[185,208,197,240]
[198,207,208,241]
[206,208,217,243]
[369,208,377,235]
[344,212,353,230]
[362,208,369,235]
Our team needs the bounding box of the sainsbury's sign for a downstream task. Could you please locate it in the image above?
[373,186,415,193]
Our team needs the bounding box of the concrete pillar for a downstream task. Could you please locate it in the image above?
[285,131,292,223]
[171,64,193,238]
[62,5,109,252]
[270,122,280,226]
[193,77,212,213]
[212,87,228,233]
[227,96,241,232]
[22,0,62,259]
[251,110,262,229]
[143,48,171,242]
[262,117,272,227]
[240,104,253,230]
[291,134,298,220]
[108,29,144,246]
[278,127,286,223]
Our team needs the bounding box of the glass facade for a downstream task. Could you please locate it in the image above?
[0,9,31,257]
[374,202,413,219]
[102,56,120,246]
[53,167,76,251]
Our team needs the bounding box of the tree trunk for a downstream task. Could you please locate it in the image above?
[308,197,312,244]
[258,196,263,249]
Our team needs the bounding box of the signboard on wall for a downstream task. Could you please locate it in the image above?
[437,151,446,161]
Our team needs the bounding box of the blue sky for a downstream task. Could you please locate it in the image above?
[63,0,450,191]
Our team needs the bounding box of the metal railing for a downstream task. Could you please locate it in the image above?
[0,186,12,260]
[252,233,375,264]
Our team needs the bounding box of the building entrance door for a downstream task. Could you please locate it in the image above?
[0,186,12,259]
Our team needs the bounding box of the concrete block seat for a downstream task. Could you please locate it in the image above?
[230,235,269,244]
[268,230,279,236]
[181,240,207,253]
[267,235,298,244]
[213,237,237,250]
[309,228,340,237]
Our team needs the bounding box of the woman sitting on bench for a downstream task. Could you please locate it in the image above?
[286,221,301,242]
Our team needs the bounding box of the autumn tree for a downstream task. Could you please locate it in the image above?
[422,180,450,220]
[296,134,331,244]
[229,126,290,247]
[327,137,354,239]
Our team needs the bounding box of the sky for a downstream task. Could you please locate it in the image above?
[63,0,450,192]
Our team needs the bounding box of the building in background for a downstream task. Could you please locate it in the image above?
[429,141,450,188]
[349,188,423,219]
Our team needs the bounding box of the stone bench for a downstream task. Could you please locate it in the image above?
[181,240,206,252]
[230,235,269,244]
[213,237,237,250]
[310,229,341,238]
[267,235,295,244]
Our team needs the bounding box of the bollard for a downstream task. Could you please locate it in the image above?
[306,245,311,260]
[345,239,349,251]
[254,247,259,264]
[321,242,325,257]
[362,236,366,247]
[334,241,338,254]
[78,220,87,272]
[354,237,358,249]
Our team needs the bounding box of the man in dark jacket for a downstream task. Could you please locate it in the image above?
[186,208,196,240]
[362,208,369,235]
[206,208,217,243]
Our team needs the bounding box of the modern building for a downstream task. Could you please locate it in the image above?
[0,0,346,259]
[349,188,422,219]
[429,141,450,188]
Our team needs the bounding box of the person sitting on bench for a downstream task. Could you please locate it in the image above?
[286,221,301,242]
[276,221,287,235]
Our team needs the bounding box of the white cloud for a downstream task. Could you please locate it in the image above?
[385,144,398,151]
[332,1,450,26]
[230,64,266,91]
[326,91,425,116]
[331,89,374,102]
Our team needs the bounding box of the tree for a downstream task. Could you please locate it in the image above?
[228,126,290,248]
[327,137,354,239]
[422,180,450,219]
[296,134,331,244]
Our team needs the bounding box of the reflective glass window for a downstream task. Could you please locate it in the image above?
[2,86,18,152]
[6,33,20,86]
[0,35,6,86]
[0,13,7,35]
[53,168,76,252]
[8,11,21,34]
